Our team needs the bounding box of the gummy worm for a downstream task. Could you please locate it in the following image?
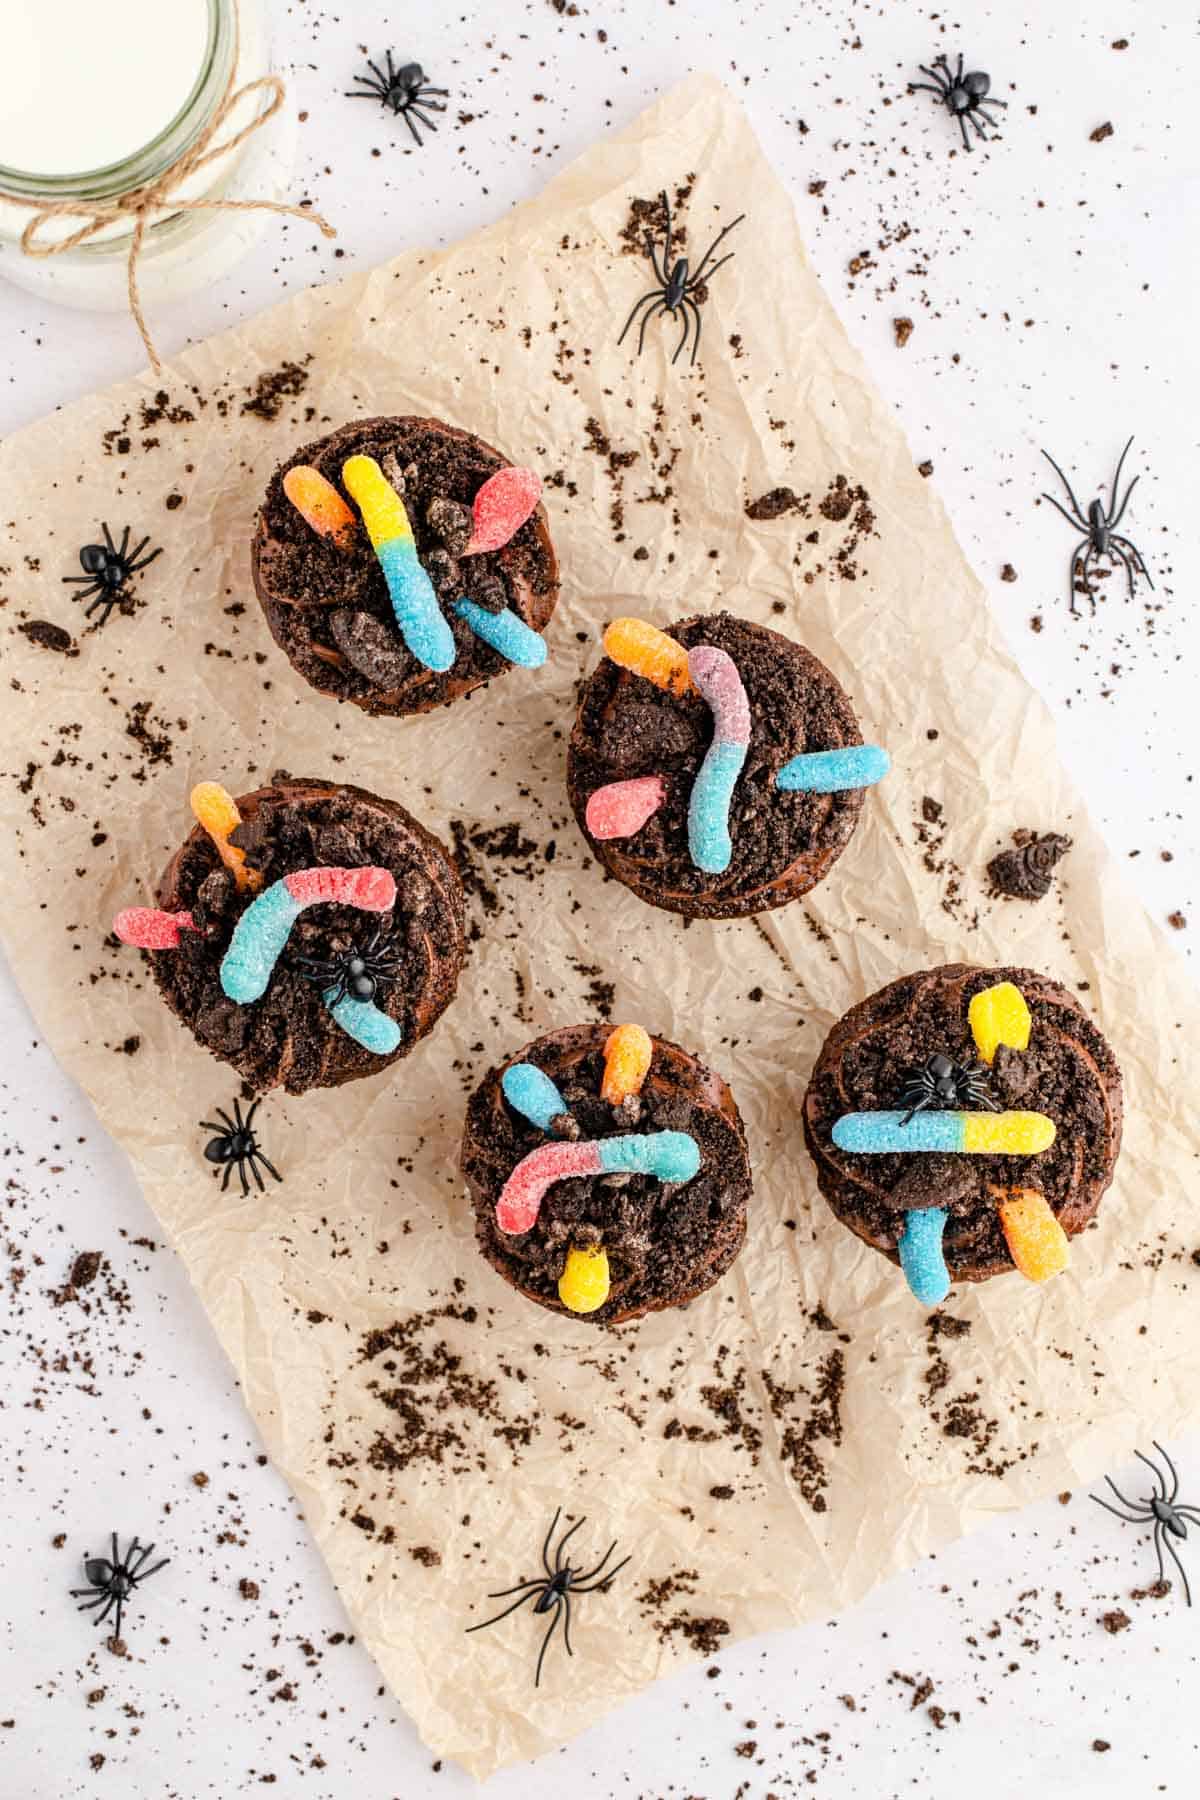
[968,980,1032,1065]
[601,1024,653,1104]
[496,1130,701,1235]
[602,618,694,695]
[558,1244,611,1314]
[898,1208,951,1306]
[190,781,260,892]
[993,1186,1070,1283]
[687,645,751,875]
[113,907,197,950]
[454,597,547,667]
[831,1110,1056,1155]
[584,776,666,842]
[341,455,456,673]
[220,865,400,1056]
[776,745,891,793]
[464,466,543,557]
[502,1062,569,1132]
[282,465,358,550]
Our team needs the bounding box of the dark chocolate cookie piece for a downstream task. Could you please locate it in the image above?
[150,777,466,1094]
[462,1025,752,1324]
[802,964,1123,1288]
[252,417,559,718]
[567,613,869,920]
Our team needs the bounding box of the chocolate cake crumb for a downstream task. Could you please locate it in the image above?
[68,1251,102,1290]
[746,486,803,520]
[1093,1739,1112,1753]
[1168,910,1187,930]
[988,830,1072,901]
[1000,563,1018,582]
[1100,1608,1131,1634]
[241,359,311,422]
[19,619,73,653]
[1090,121,1115,142]
[918,459,934,478]
[239,1578,260,1601]
[893,316,914,347]
[409,1545,442,1567]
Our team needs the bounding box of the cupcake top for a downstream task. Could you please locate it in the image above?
[567,612,889,919]
[252,417,559,717]
[113,776,465,1095]
[462,1023,751,1325]
[803,965,1123,1302]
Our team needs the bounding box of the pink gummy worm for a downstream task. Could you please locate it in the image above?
[495,1140,604,1235]
[465,466,543,556]
[585,775,666,841]
[688,645,751,746]
[283,866,396,910]
[113,907,197,950]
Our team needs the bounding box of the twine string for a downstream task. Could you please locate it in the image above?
[0,70,335,372]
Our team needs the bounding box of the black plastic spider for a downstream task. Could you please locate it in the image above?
[62,523,162,626]
[465,1507,631,1687]
[293,923,402,1008]
[345,52,448,145]
[1092,1441,1197,1607]
[70,1533,168,1641]
[200,1097,283,1196]
[899,1052,1001,1126]
[911,54,1007,152]
[618,189,745,367]
[1041,436,1153,615]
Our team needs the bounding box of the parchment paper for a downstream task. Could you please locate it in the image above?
[2,77,1197,1779]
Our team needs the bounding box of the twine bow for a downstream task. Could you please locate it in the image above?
[0,72,335,373]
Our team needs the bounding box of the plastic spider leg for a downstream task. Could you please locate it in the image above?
[562,1590,574,1657]
[1068,542,1092,616]
[670,303,692,366]
[402,110,424,148]
[661,190,674,277]
[480,1577,547,1602]
[958,113,973,153]
[74,1592,112,1612]
[1091,1494,1149,1525]
[689,217,746,287]
[244,1099,261,1133]
[408,105,440,135]
[978,97,1009,112]
[917,66,947,89]
[248,1153,266,1195]
[909,82,947,97]
[1174,1507,1200,1527]
[953,53,964,83]
[691,252,736,296]
[616,288,660,347]
[102,522,118,557]
[552,1515,586,1575]
[345,85,385,100]
[220,1161,233,1194]
[1156,1443,1182,1503]
[636,299,670,356]
[465,1585,540,1634]
[413,92,448,112]
[1041,491,1090,535]
[1110,543,1136,601]
[126,541,163,576]
[1108,475,1139,530]
[1106,1474,1150,1513]
[968,112,990,142]
[1162,1526,1193,1606]
[571,1541,618,1587]
[540,1506,562,1579]
[366,58,391,89]
[534,1598,563,1687]
[1040,450,1088,524]
[133,1556,169,1584]
[255,1152,284,1186]
[1112,535,1153,589]
[200,1109,236,1136]
[1107,435,1136,516]
[683,295,705,366]
[126,1541,154,1575]
[572,1553,632,1594]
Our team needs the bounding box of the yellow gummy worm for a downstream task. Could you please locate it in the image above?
[341,455,415,546]
[601,1023,653,1105]
[190,782,260,892]
[281,465,358,549]
[962,1111,1055,1155]
[603,618,694,695]
[558,1244,611,1314]
[996,1187,1070,1283]
[969,980,1032,1066]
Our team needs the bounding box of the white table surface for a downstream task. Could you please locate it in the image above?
[2,3,1197,1796]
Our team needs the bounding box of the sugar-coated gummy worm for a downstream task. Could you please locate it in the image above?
[831,1109,1056,1155]
[776,745,891,793]
[341,455,456,673]
[453,597,547,667]
[219,866,399,1056]
[463,466,543,557]
[687,644,751,875]
[495,1130,701,1235]
[995,1186,1070,1282]
[584,776,666,842]
[190,781,260,892]
[602,617,694,695]
[282,465,358,550]
[898,1207,951,1306]
[601,1024,653,1104]
[113,907,197,950]
[558,1244,611,1314]
[502,1062,569,1132]
[968,980,1032,1065]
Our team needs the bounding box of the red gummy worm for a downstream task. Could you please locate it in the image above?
[113,907,197,949]
[283,866,396,910]
[496,1141,604,1235]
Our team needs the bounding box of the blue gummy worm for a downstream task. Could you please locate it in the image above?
[776,744,891,793]
[598,1131,701,1184]
[898,1208,951,1306]
[376,539,456,672]
[220,881,303,1003]
[454,598,547,668]
[687,738,747,874]
[831,1111,966,1154]
[327,992,402,1056]
[502,1062,568,1131]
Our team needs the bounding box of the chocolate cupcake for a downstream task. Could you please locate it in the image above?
[462,1022,752,1324]
[567,612,889,919]
[113,776,466,1095]
[251,416,560,717]
[803,965,1123,1304]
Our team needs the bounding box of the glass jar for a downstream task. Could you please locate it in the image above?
[0,0,297,312]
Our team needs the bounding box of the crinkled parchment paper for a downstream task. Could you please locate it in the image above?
[1,77,1197,1779]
